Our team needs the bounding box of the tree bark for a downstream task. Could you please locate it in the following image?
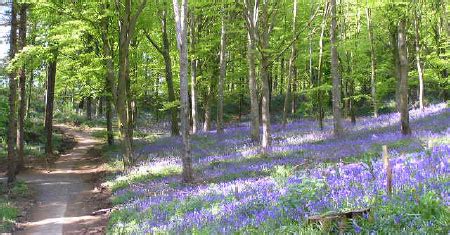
[45,49,58,158]
[7,1,18,184]
[390,27,401,112]
[173,0,193,183]
[217,7,227,134]
[101,16,115,145]
[330,0,343,137]
[366,7,378,117]
[398,19,411,135]
[86,96,92,120]
[244,0,260,142]
[413,1,424,110]
[260,1,272,153]
[161,7,179,136]
[115,0,146,167]
[317,2,328,130]
[203,89,211,132]
[189,12,198,134]
[282,0,297,127]
[17,3,27,171]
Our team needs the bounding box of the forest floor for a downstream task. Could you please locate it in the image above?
[15,124,110,235]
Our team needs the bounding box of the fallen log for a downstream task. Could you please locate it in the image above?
[307,208,370,232]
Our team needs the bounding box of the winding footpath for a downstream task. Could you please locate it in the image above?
[16,125,106,235]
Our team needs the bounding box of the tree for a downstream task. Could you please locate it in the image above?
[190,11,198,134]
[44,47,58,158]
[330,0,343,136]
[17,3,28,170]
[144,1,180,136]
[366,6,378,117]
[100,6,116,146]
[243,0,260,143]
[413,0,424,110]
[115,0,147,166]
[7,0,18,184]
[282,0,297,127]
[173,0,194,183]
[316,2,328,130]
[398,18,411,135]
[217,4,227,134]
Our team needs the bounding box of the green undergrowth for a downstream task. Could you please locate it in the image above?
[0,180,31,233]
[0,117,65,159]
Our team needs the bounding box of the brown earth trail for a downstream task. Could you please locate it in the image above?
[16,125,110,235]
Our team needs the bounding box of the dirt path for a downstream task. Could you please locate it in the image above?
[16,125,109,235]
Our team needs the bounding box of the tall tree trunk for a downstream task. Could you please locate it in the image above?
[330,0,343,136]
[7,1,18,184]
[283,0,297,127]
[16,3,27,171]
[26,69,33,117]
[101,19,115,146]
[146,5,179,135]
[45,49,58,158]
[217,8,227,134]
[398,19,411,135]
[244,0,260,142]
[366,7,378,117]
[390,27,401,112]
[190,12,198,134]
[86,96,92,120]
[98,97,103,117]
[173,0,193,183]
[116,0,146,167]
[317,2,328,130]
[260,2,271,153]
[203,89,211,132]
[161,8,179,136]
[413,1,424,110]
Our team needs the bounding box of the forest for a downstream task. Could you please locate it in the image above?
[0,0,448,234]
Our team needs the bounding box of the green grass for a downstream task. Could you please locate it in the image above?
[0,180,30,233]
[0,199,18,232]
[107,164,181,192]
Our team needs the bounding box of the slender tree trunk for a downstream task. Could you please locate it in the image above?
[45,49,58,157]
[247,32,260,141]
[16,4,27,171]
[101,23,115,145]
[317,3,328,130]
[98,97,103,117]
[330,0,343,136]
[217,8,227,134]
[244,0,260,142]
[161,8,179,136]
[106,98,114,145]
[203,90,211,132]
[366,7,378,117]
[173,0,193,183]
[86,96,92,120]
[116,0,146,167]
[413,1,424,110]
[279,57,284,95]
[26,69,33,117]
[398,19,411,135]
[7,1,18,184]
[390,27,401,112]
[283,0,297,127]
[190,12,198,134]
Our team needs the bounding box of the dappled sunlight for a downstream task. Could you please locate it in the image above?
[108,104,450,233]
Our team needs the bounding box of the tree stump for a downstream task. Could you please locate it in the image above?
[382,145,392,195]
[307,208,370,233]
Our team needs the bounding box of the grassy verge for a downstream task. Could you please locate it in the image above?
[0,181,31,233]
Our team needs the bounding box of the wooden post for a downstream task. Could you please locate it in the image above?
[382,145,392,195]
